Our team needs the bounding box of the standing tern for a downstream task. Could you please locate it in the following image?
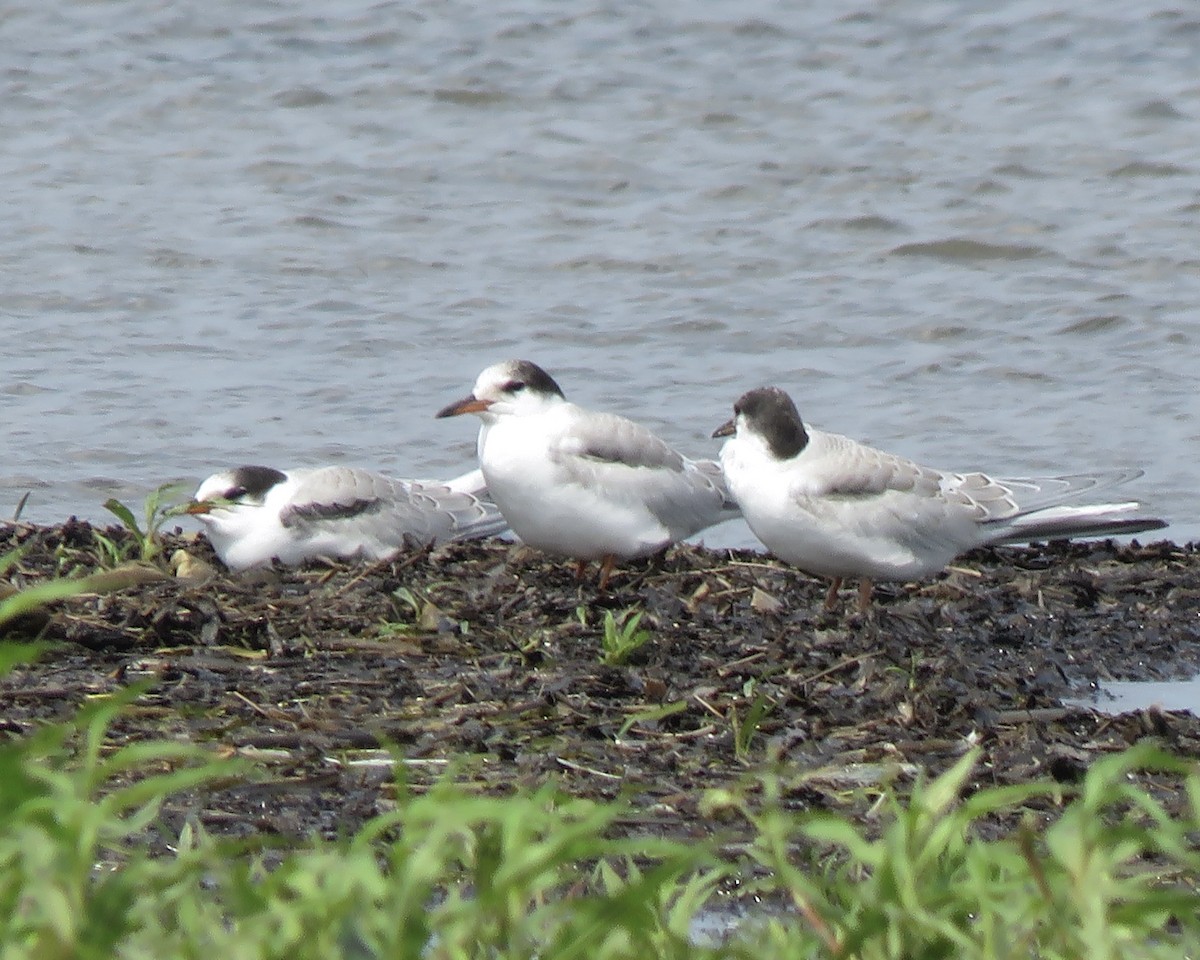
[436,359,738,587]
[713,386,1167,612]
[186,465,507,570]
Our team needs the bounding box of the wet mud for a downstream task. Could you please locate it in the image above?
[2,519,1199,852]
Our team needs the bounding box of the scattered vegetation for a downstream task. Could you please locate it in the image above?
[0,548,90,629]
[1,489,195,631]
[729,680,773,763]
[100,482,190,564]
[710,745,1200,958]
[0,544,153,632]
[599,608,653,666]
[0,516,1197,956]
[1,651,1198,958]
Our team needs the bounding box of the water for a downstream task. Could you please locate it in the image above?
[2,0,1196,547]
[1067,676,1200,715]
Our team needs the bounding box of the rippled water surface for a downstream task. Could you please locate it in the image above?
[2,0,1197,544]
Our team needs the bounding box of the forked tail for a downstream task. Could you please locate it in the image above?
[985,502,1167,546]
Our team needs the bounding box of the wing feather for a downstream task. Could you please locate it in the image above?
[792,432,1157,549]
[279,467,507,547]
[795,430,944,500]
[549,410,731,539]
[558,409,685,471]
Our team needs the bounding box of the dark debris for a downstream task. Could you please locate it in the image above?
[2,520,1199,851]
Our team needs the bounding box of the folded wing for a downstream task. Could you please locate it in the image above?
[279,467,508,548]
[552,410,734,539]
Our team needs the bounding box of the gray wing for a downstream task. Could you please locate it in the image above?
[559,408,686,471]
[689,457,741,515]
[777,431,1013,568]
[439,467,490,498]
[977,469,1165,542]
[979,469,1145,517]
[798,430,948,501]
[552,409,733,538]
[799,432,1161,545]
[795,431,1131,520]
[938,468,1150,525]
[280,467,507,546]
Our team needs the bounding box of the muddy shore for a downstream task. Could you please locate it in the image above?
[2,519,1198,852]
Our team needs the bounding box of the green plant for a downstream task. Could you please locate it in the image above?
[102,482,190,563]
[0,548,96,630]
[343,779,722,960]
[707,746,1200,959]
[599,609,653,666]
[0,673,242,957]
[0,651,724,959]
[616,701,688,741]
[89,529,127,569]
[383,585,467,637]
[3,637,1200,958]
[729,680,773,763]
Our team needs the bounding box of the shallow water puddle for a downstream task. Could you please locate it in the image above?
[1066,676,1200,715]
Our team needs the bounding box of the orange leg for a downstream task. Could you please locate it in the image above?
[574,559,589,581]
[822,577,843,611]
[856,578,874,614]
[597,554,617,590]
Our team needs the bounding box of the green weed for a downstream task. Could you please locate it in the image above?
[707,746,1200,959]
[616,701,688,741]
[0,548,105,631]
[599,608,652,666]
[0,672,242,958]
[729,680,773,763]
[1,649,1199,958]
[102,482,190,563]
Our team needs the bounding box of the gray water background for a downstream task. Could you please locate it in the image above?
[2,0,1197,547]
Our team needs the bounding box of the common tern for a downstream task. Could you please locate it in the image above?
[714,386,1167,612]
[186,465,507,570]
[436,359,737,587]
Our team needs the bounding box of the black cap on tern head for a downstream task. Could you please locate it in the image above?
[732,386,809,460]
[435,359,567,419]
[187,464,289,515]
[226,465,289,499]
[497,359,566,398]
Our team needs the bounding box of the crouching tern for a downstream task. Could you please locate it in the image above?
[187,465,507,570]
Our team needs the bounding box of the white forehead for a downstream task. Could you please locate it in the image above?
[472,360,523,397]
[193,470,238,501]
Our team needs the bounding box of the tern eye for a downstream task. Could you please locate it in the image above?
[227,487,248,499]
[503,380,526,393]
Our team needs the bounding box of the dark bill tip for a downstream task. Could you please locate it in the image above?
[712,418,736,439]
[435,395,492,418]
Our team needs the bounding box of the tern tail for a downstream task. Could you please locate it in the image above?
[984,502,1167,545]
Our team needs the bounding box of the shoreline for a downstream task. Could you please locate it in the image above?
[2,520,1198,849]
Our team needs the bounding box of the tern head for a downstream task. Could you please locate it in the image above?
[187,465,288,519]
[436,359,566,422]
[713,387,809,460]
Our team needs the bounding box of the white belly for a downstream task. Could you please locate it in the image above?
[723,446,967,582]
[480,420,671,560]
